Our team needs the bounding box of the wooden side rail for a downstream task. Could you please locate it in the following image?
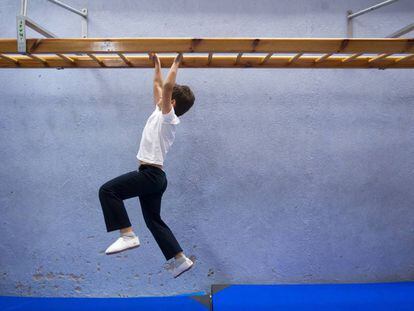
[0,37,413,69]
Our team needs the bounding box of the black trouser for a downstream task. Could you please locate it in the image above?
[98,164,183,261]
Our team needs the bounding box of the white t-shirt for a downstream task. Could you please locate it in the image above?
[136,105,180,166]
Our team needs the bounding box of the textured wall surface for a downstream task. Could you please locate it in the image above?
[0,0,413,297]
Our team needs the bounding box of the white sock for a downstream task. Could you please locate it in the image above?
[175,254,187,264]
[121,231,136,238]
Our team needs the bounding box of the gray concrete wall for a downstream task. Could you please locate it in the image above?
[0,0,413,297]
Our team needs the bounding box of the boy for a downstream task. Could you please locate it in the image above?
[98,52,195,278]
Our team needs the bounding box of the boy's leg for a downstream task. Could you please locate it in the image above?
[139,193,183,261]
[141,189,194,278]
[98,170,157,232]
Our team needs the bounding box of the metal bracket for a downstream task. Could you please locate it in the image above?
[346,0,399,37]
[16,15,26,53]
[346,10,353,38]
[17,0,88,53]
[387,22,414,38]
[81,8,88,38]
[46,0,88,38]
[17,14,58,53]
[346,0,414,39]
[102,40,114,52]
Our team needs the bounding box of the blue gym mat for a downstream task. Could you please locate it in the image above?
[2,282,414,310]
[212,282,414,310]
[0,291,210,311]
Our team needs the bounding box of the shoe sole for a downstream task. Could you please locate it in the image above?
[174,262,194,278]
[106,244,140,255]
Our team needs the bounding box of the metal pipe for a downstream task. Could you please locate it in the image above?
[46,0,87,18]
[347,10,353,37]
[348,0,399,19]
[20,0,28,16]
[387,22,414,38]
[25,16,57,38]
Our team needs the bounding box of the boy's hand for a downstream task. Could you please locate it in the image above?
[173,53,183,65]
[149,52,161,67]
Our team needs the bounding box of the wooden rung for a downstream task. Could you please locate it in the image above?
[342,53,363,63]
[235,53,243,65]
[117,53,133,67]
[288,53,303,64]
[315,53,333,63]
[27,54,49,66]
[56,53,75,64]
[381,53,414,69]
[0,53,19,65]
[260,53,274,65]
[394,53,414,63]
[86,53,106,67]
[368,53,392,63]
[207,52,213,66]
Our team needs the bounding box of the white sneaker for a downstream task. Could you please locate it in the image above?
[105,235,140,255]
[171,256,194,278]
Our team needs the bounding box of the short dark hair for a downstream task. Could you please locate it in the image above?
[172,84,195,117]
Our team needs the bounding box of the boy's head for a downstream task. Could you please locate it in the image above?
[171,84,195,117]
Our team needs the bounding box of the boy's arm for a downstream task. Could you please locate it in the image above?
[150,53,163,106]
[161,53,183,114]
